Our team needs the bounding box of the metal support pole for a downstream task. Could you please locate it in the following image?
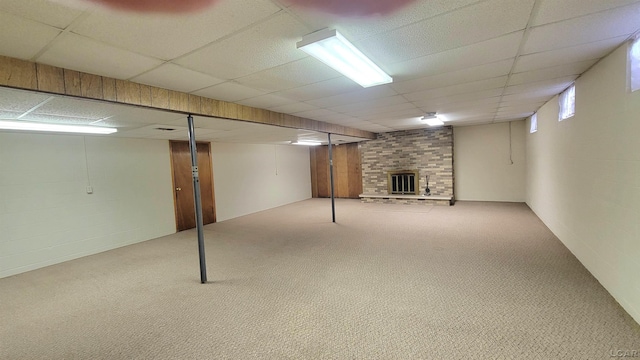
[328,133,336,223]
[187,115,207,283]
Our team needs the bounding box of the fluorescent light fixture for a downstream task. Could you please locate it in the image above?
[297,29,392,88]
[292,140,322,146]
[421,113,445,126]
[0,120,117,134]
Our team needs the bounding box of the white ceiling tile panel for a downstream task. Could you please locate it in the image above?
[234,57,341,93]
[235,94,297,109]
[287,0,482,41]
[500,92,553,103]
[291,108,340,120]
[275,77,361,102]
[360,108,423,121]
[431,98,502,113]
[403,76,508,102]
[354,0,534,65]
[0,88,52,112]
[387,32,523,80]
[330,95,408,114]
[71,0,281,60]
[411,88,504,108]
[107,106,185,125]
[175,13,310,79]
[515,36,627,72]
[32,96,123,120]
[305,85,398,108]
[37,33,163,79]
[130,64,224,93]
[0,110,22,119]
[533,0,640,26]
[193,82,268,102]
[508,60,597,86]
[503,76,576,95]
[117,124,186,138]
[21,113,98,125]
[269,102,319,114]
[0,0,87,29]
[0,12,61,60]
[344,102,418,118]
[391,59,514,94]
[523,3,640,54]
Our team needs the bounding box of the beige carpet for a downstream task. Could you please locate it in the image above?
[1,199,639,359]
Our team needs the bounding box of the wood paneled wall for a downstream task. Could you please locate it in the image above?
[310,143,362,199]
[0,55,376,140]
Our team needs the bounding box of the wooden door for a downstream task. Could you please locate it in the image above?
[310,143,362,199]
[170,141,216,231]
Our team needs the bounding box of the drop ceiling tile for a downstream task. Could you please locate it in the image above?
[288,0,482,41]
[429,97,502,113]
[235,94,297,109]
[275,77,361,102]
[291,108,340,120]
[523,4,640,54]
[177,116,249,131]
[345,102,418,117]
[0,12,61,60]
[391,59,514,94]
[534,0,640,26]
[234,57,341,93]
[117,124,187,139]
[108,106,185,125]
[306,85,398,108]
[387,32,523,79]
[330,95,408,114]
[515,36,627,72]
[354,0,534,64]
[0,88,52,113]
[411,88,504,108]
[193,82,267,103]
[72,0,281,60]
[0,0,87,29]
[499,100,547,109]
[130,64,224,93]
[361,108,423,121]
[508,60,597,86]
[32,96,122,120]
[0,110,22,119]
[175,13,310,79]
[497,104,541,114]
[269,102,319,114]
[403,76,507,102]
[500,92,553,103]
[503,76,576,95]
[20,113,98,125]
[37,33,163,79]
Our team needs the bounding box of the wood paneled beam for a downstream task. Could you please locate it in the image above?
[0,55,376,140]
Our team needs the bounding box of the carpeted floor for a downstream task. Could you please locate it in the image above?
[1,199,639,359]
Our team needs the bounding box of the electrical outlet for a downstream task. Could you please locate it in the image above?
[86,186,93,194]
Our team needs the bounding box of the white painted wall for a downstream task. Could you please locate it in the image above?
[454,121,526,202]
[526,43,640,324]
[0,133,176,278]
[211,142,311,221]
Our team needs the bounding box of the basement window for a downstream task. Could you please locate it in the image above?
[630,37,640,92]
[530,113,537,133]
[558,84,575,121]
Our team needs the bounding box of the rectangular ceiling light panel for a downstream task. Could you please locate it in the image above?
[297,29,392,88]
[0,120,117,134]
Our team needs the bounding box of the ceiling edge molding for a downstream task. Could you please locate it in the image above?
[0,55,376,140]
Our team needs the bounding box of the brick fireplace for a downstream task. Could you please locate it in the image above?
[359,127,454,205]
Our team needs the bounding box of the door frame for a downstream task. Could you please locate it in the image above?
[169,140,216,232]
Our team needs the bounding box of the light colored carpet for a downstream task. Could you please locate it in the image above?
[1,199,639,359]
